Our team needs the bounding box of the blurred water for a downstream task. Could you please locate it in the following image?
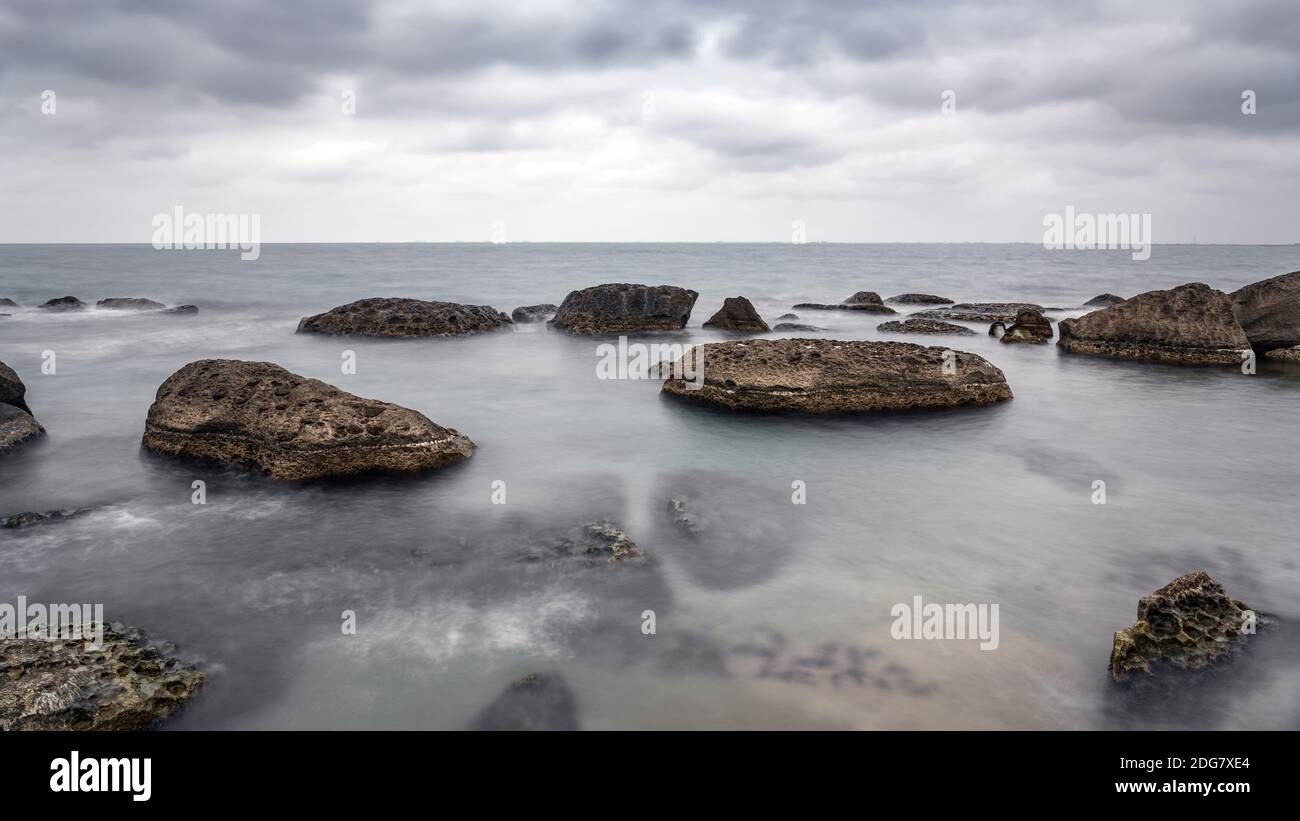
[2,243,1298,730]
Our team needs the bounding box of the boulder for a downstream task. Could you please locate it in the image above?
[297,297,510,337]
[1057,283,1250,365]
[163,305,199,316]
[877,318,976,336]
[38,296,86,312]
[915,302,1047,323]
[1109,571,1256,683]
[702,296,770,332]
[142,359,475,479]
[0,404,43,451]
[96,297,166,310]
[1230,270,1300,352]
[661,339,1012,413]
[0,360,33,414]
[549,283,698,334]
[1083,293,1126,308]
[997,308,1054,344]
[0,298,18,308]
[0,622,203,730]
[886,293,954,305]
[510,304,558,323]
[844,291,885,306]
[469,673,579,731]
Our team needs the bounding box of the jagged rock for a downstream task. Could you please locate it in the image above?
[0,360,33,415]
[1230,270,1300,352]
[0,622,204,730]
[579,520,644,563]
[38,296,86,312]
[510,304,558,323]
[96,298,166,310]
[915,303,1048,323]
[877,318,976,336]
[1058,283,1251,365]
[773,323,826,332]
[469,673,578,731]
[0,405,43,451]
[997,308,1054,344]
[662,339,1012,413]
[142,359,475,479]
[1109,571,1257,683]
[1084,293,1126,308]
[886,293,954,305]
[2,509,86,528]
[549,283,698,334]
[1264,345,1300,362]
[667,498,701,537]
[702,296,769,332]
[298,297,509,337]
[163,305,199,316]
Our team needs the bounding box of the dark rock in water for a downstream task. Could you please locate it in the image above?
[469,673,579,731]
[997,308,1054,344]
[0,360,33,415]
[38,296,86,312]
[1110,571,1257,683]
[578,520,644,563]
[549,283,698,334]
[886,293,954,305]
[163,305,199,316]
[773,322,826,332]
[0,298,18,308]
[0,404,43,451]
[662,338,1012,413]
[1058,283,1250,365]
[1230,270,1300,352]
[877,318,976,336]
[702,296,769,332]
[142,359,475,479]
[1084,293,1126,308]
[667,498,701,537]
[510,303,558,323]
[844,291,885,306]
[1264,345,1300,362]
[0,622,204,730]
[916,302,1048,323]
[793,293,897,314]
[96,297,166,310]
[776,313,798,320]
[298,297,510,337]
[2,508,86,528]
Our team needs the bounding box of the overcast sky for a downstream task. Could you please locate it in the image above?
[1,0,1297,243]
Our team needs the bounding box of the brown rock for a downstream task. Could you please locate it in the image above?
[1230,270,1300,352]
[1083,293,1126,308]
[550,283,698,334]
[886,293,955,305]
[1057,283,1250,365]
[0,360,33,415]
[142,359,474,479]
[877,318,976,336]
[997,308,1054,344]
[0,404,43,451]
[916,302,1048,323]
[1264,345,1300,362]
[661,338,1012,413]
[297,297,510,337]
[702,296,770,332]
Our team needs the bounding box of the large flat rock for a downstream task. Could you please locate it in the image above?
[297,297,510,337]
[549,283,698,334]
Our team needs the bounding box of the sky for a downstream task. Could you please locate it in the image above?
[1,0,1298,244]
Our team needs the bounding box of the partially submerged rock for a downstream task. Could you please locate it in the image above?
[580,520,644,563]
[142,359,475,479]
[1084,293,1126,308]
[0,622,204,730]
[298,297,510,337]
[886,293,954,305]
[1109,571,1257,683]
[877,318,976,336]
[915,303,1048,323]
[773,323,827,332]
[2,508,87,528]
[996,308,1054,344]
[469,673,578,731]
[38,296,86,312]
[0,404,43,451]
[1264,345,1300,362]
[96,297,166,310]
[793,291,897,314]
[510,304,558,323]
[163,305,199,316]
[0,298,19,308]
[702,296,769,332]
[0,360,33,414]
[661,339,1013,413]
[1058,283,1251,365]
[1230,270,1300,352]
[776,313,799,320]
[549,283,698,334]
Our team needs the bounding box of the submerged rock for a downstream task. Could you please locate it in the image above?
[1058,283,1250,365]
[1084,293,1126,308]
[298,297,510,337]
[163,305,199,316]
[661,339,1013,413]
[996,308,1054,344]
[96,297,166,310]
[793,291,897,314]
[1230,270,1300,352]
[915,303,1047,323]
[549,283,698,334]
[38,296,87,312]
[844,291,885,306]
[579,520,644,563]
[886,293,954,305]
[0,298,19,308]
[0,405,43,451]
[877,318,976,336]
[142,359,475,479]
[0,360,33,415]
[469,673,579,731]
[702,296,770,332]
[0,622,204,730]
[776,313,799,320]
[2,508,87,528]
[1109,571,1257,683]
[510,303,558,323]
[773,323,826,332]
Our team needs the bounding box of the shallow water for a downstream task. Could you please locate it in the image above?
[2,242,1299,729]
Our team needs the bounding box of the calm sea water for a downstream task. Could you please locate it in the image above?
[2,243,1298,730]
